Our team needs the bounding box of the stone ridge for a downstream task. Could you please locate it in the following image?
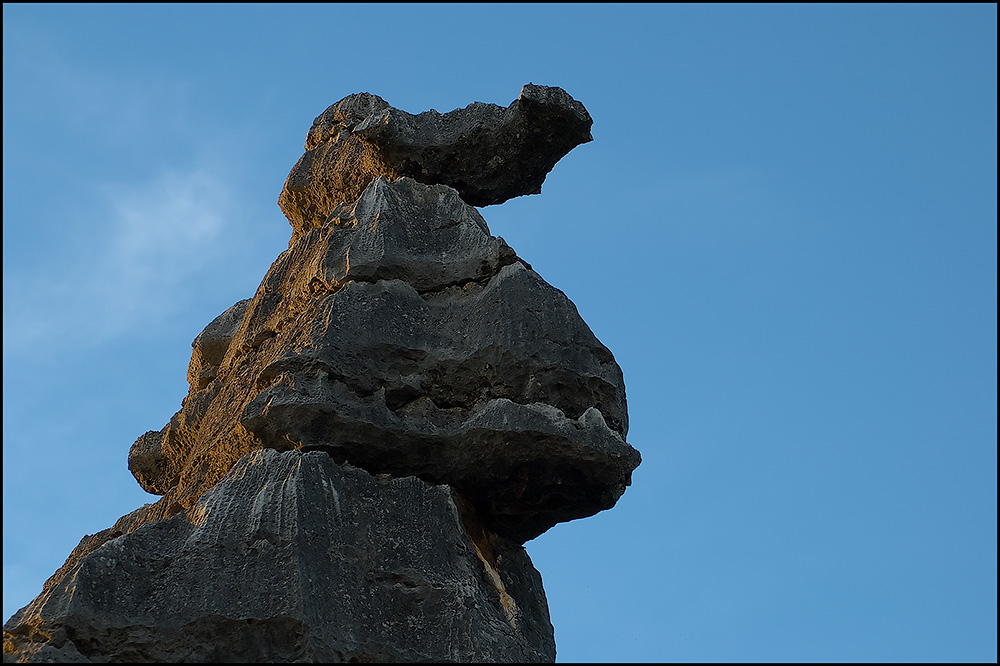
[279,83,594,241]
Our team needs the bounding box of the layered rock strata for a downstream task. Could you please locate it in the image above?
[4,84,639,663]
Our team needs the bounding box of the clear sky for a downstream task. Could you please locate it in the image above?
[3,4,996,662]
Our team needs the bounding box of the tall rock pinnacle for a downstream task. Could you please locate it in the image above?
[3,85,640,663]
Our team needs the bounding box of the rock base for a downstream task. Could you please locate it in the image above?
[3,450,555,663]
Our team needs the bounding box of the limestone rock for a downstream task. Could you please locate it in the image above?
[279,84,593,241]
[124,175,639,544]
[351,83,593,207]
[186,299,251,391]
[4,449,555,662]
[278,128,402,242]
[4,85,638,664]
[126,430,171,495]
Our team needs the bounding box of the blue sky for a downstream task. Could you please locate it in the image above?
[3,4,996,662]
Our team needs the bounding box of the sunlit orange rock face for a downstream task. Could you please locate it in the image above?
[3,85,638,664]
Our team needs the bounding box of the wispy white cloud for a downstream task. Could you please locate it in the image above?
[2,24,263,358]
[3,166,237,354]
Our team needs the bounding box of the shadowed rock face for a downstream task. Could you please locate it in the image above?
[4,85,638,664]
[4,450,555,663]
[279,84,594,241]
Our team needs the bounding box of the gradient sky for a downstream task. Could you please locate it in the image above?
[3,4,996,662]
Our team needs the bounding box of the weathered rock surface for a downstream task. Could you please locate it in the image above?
[124,175,639,544]
[186,299,251,392]
[4,449,555,662]
[4,85,638,664]
[279,84,593,241]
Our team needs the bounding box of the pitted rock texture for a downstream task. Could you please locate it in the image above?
[125,175,639,544]
[279,84,593,241]
[186,299,251,392]
[128,300,252,496]
[3,449,555,663]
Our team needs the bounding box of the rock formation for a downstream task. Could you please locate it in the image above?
[3,84,640,663]
[279,84,594,241]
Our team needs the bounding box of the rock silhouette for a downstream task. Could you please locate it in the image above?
[3,84,640,663]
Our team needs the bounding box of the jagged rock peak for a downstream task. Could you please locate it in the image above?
[279,84,594,241]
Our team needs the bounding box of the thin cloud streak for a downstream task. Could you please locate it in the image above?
[4,22,242,356]
[3,166,235,354]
